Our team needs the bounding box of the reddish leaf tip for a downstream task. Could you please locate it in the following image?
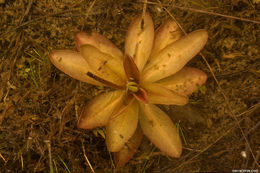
[133,88,148,103]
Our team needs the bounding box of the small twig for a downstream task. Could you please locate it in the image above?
[172,4,260,24]
[81,141,95,173]
[236,102,260,118]
[252,151,260,168]
[80,0,96,31]
[85,0,97,21]
[33,155,44,173]
[147,1,260,24]
[10,38,23,75]
[0,102,13,125]
[58,97,75,140]
[19,0,34,25]
[245,121,260,137]
[44,140,53,173]
[142,0,148,19]
[182,147,202,152]
[0,152,7,164]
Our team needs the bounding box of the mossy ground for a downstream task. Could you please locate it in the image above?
[0,0,259,172]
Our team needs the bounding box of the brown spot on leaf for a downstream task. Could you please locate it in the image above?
[149,120,154,127]
[141,18,144,30]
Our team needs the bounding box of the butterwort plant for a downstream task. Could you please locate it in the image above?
[49,13,208,167]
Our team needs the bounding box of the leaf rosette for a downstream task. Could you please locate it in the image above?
[49,13,208,167]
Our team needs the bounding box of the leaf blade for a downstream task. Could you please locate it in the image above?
[106,100,139,152]
[142,83,188,105]
[78,90,125,129]
[151,18,182,56]
[125,13,154,71]
[157,67,207,95]
[143,29,208,83]
[139,103,182,158]
[113,126,143,168]
[49,50,103,86]
[123,54,140,82]
[80,44,126,86]
[75,31,123,59]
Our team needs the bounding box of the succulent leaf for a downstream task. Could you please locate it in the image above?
[125,12,154,71]
[80,44,126,86]
[106,100,139,152]
[133,87,148,104]
[113,126,143,168]
[78,90,125,129]
[123,54,140,82]
[151,18,182,56]
[142,83,188,105]
[143,29,208,83]
[75,31,123,59]
[49,50,103,86]
[139,103,182,158]
[157,67,207,95]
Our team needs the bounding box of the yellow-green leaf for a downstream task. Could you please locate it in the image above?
[157,67,207,95]
[142,83,188,105]
[49,50,103,86]
[151,18,182,56]
[106,100,139,152]
[143,29,208,83]
[75,31,123,59]
[80,44,126,86]
[139,103,182,158]
[78,90,125,129]
[113,126,143,168]
[125,12,154,71]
